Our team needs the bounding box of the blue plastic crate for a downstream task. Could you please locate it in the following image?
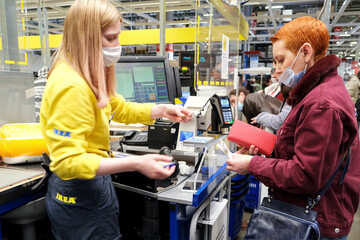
[244,177,261,211]
[228,187,248,240]
[231,174,250,190]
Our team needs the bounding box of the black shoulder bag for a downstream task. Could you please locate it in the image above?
[244,148,351,240]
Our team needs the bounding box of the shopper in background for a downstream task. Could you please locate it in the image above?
[227,16,360,240]
[229,87,250,122]
[40,0,192,239]
[264,61,283,101]
[250,63,292,131]
[345,71,360,104]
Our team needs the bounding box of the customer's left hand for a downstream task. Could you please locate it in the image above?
[250,116,257,124]
[226,154,253,175]
[151,104,193,122]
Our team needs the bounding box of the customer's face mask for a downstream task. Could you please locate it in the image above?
[237,101,244,111]
[278,44,309,88]
[103,46,122,67]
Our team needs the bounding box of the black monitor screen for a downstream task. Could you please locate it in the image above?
[115,57,175,104]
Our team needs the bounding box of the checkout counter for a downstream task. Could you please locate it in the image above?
[111,95,234,240]
[0,163,46,240]
[113,138,230,240]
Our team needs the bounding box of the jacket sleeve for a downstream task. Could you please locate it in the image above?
[45,83,102,180]
[249,107,344,195]
[345,79,358,104]
[109,94,155,125]
[256,104,292,130]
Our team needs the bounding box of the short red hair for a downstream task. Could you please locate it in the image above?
[271,16,329,62]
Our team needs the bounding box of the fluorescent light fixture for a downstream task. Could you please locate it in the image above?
[243,1,260,5]
[346,57,353,59]
[265,5,284,9]
[350,54,356,57]
[340,32,351,37]
[350,41,358,45]
[203,13,214,17]
[129,1,181,7]
[129,2,158,6]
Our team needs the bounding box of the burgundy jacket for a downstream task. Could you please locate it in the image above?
[249,55,360,238]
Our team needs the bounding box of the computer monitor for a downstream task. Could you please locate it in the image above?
[115,56,176,104]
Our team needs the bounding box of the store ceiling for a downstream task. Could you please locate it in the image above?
[16,0,360,59]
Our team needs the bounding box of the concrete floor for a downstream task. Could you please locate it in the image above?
[236,204,360,240]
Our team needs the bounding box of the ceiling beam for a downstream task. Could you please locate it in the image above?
[265,0,278,32]
[329,0,352,29]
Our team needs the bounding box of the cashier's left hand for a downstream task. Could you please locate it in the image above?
[226,154,253,175]
[151,104,193,122]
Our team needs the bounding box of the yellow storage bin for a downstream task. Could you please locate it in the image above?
[0,123,49,164]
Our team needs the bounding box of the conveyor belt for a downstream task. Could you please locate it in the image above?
[0,167,43,190]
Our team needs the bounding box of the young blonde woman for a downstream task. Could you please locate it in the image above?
[227,16,360,240]
[40,0,192,239]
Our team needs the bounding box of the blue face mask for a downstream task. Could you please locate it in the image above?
[279,44,309,88]
[237,102,244,111]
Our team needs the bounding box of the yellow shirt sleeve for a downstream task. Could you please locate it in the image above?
[110,93,155,125]
[42,81,101,180]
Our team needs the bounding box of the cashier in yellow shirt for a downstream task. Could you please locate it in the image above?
[40,1,192,239]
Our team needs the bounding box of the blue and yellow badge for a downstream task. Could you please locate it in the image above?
[53,128,71,137]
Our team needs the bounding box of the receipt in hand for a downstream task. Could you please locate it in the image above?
[217,140,233,158]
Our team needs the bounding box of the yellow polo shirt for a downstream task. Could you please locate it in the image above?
[40,61,154,180]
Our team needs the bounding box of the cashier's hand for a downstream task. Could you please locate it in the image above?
[226,154,252,175]
[151,104,193,122]
[137,154,176,179]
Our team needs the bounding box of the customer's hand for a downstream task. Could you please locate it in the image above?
[250,116,257,124]
[226,154,252,175]
[136,154,176,179]
[237,145,259,155]
[151,104,193,122]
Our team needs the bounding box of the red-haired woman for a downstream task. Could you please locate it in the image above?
[227,16,360,240]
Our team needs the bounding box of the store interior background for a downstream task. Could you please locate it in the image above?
[0,0,359,239]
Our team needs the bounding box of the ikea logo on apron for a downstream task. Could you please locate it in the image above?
[56,192,77,204]
[53,128,71,137]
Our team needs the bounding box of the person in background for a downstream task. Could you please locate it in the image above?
[228,87,250,122]
[40,0,192,239]
[227,16,360,240]
[264,61,283,101]
[251,64,292,131]
[345,71,360,104]
[245,79,254,93]
[249,77,262,92]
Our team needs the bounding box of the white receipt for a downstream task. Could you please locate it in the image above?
[217,140,233,158]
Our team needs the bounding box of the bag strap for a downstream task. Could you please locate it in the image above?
[305,148,351,213]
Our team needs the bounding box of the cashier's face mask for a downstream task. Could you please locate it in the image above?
[278,44,308,88]
[103,46,122,67]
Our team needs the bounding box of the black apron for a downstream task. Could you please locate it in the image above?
[46,174,121,240]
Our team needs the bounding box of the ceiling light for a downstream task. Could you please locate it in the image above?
[128,1,181,7]
[350,41,358,46]
[265,5,284,9]
[350,54,356,57]
[129,2,158,7]
[346,57,353,59]
[340,32,351,37]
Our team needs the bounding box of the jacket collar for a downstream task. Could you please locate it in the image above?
[287,54,341,106]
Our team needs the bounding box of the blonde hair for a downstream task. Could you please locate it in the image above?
[48,0,121,108]
[271,16,329,62]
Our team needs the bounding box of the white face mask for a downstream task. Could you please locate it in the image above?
[278,44,308,88]
[103,46,122,67]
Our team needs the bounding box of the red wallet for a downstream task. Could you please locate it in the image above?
[227,120,276,157]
